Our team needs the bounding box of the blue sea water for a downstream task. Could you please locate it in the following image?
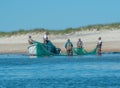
[0,53,120,88]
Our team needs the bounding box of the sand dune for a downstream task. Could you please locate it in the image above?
[0,30,120,53]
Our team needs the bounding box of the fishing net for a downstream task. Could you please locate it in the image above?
[33,41,60,56]
[73,47,98,55]
[32,41,98,56]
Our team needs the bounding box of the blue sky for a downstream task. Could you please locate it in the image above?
[0,0,120,32]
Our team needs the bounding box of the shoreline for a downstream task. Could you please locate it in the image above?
[0,30,120,54]
[0,41,120,54]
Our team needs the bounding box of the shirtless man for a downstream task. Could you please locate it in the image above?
[28,35,34,44]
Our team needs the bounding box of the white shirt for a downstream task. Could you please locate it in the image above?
[98,40,102,44]
[43,34,48,39]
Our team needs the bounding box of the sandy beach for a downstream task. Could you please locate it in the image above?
[0,30,120,53]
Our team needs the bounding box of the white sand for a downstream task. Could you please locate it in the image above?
[0,30,120,53]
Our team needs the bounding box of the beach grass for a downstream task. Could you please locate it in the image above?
[0,23,120,37]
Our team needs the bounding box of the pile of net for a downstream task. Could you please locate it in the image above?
[33,41,60,56]
[32,41,98,56]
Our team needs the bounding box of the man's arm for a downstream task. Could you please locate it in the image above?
[65,42,67,48]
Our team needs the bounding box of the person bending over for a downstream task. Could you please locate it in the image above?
[28,35,34,45]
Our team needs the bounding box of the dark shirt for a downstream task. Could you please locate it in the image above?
[65,41,73,49]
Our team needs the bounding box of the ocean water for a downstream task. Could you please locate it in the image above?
[0,53,120,88]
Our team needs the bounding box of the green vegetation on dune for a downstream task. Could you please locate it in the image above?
[0,23,120,37]
[0,29,46,37]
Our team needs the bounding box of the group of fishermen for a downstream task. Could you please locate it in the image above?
[65,38,83,56]
[64,37,102,56]
[28,32,102,56]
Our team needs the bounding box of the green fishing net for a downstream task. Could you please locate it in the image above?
[73,47,98,55]
[33,41,98,56]
[34,41,60,56]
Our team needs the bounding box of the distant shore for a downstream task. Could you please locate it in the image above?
[0,30,120,54]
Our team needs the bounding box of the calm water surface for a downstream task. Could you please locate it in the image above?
[0,53,120,88]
